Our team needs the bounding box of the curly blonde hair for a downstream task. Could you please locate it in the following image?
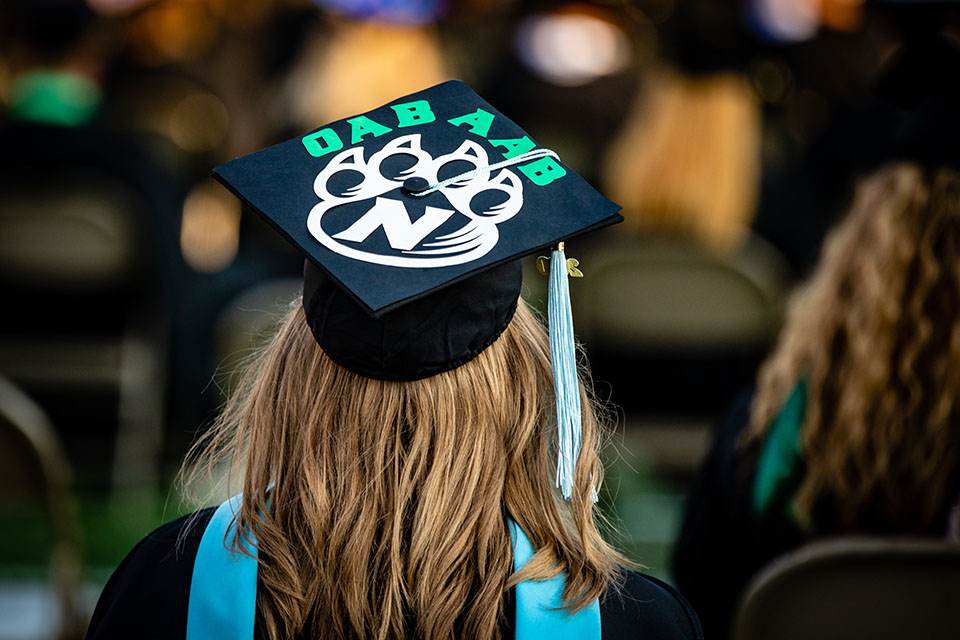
[746,163,960,532]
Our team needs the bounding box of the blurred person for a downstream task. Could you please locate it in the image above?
[602,69,761,251]
[1,0,105,127]
[673,159,960,638]
[85,81,702,640]
[282,19,451,131]
[601,0,762,252]
[673,30,960,638]
[751,5,960,275]
[0,0,188,490]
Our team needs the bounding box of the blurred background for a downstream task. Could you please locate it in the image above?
[0,0,955,638]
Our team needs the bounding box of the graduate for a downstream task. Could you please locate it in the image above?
[86,80,702,640]
[672,38,960,640]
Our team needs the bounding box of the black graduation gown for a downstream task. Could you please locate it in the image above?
[672,386,960,640]
[87,510,702,640]
[671,389,806,640]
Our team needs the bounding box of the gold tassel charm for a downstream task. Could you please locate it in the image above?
[537,243,583,278]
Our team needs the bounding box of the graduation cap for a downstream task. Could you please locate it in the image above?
[214,79,622,498]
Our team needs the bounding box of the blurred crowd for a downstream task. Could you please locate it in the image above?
[2,0,960,638]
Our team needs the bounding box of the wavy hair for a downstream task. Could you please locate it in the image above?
[183,298,624,640]
[746,163,960,532]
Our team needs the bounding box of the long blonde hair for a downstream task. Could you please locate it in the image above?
[602,69,761,251]
[746,163,960,532]
[184,298,624,640]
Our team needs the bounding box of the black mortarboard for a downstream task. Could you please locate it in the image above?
[213,79,622,382]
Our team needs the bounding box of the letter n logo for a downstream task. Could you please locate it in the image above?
[332,197,454,251]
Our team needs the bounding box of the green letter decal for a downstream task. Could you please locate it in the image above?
[489,136,536,159]
[518,156,567,187]
[302,128,343,158]
[392,100,436,128]
[447,108,494,138]
[348,116,392,144]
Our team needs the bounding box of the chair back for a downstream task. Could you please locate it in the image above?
[0,375,84,639]
[734,537,960,640]
[572,235,788,352]
[0,168,142,290]
[568,235,789,412]
[0,152,170,500]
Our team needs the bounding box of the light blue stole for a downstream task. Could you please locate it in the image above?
[507,520,602,639]
[186,497,600,639]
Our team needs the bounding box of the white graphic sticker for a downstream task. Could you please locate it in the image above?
[306,134,523,268]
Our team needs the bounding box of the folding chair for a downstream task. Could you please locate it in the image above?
[734,537,960,640]
[0,375,84,639]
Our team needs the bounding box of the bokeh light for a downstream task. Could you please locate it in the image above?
[515,8,632,87]
[821,0,863,32]
[86,0,154,16]
[126,0,220,63]
[749,0,820,43]
[315,0,446,25]
[180,178,242,273]
[168,91,230,153]
[749,59,795,104]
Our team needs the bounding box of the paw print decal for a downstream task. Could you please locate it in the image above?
[306,134,524,268]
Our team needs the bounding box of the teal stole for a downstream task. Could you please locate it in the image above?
[752,379,807,524]
[186,496,600,639]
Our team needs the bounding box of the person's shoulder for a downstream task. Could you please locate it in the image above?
[600,570,704,640]
[86,508,216,639]
[115,507,216,575]
[141,508,215,547]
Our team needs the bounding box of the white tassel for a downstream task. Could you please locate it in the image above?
[547,244,582,500]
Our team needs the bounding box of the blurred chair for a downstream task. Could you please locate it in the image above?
[0,158,169,500]
[570,234,790,416]
[572,234,788,352]
[0,375,84,639]
[733,537,960,640]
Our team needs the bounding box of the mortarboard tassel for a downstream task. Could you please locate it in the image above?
[546,242,583,500]
[406,143,596,501]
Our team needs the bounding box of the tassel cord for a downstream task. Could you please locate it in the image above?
[548,247,582,500]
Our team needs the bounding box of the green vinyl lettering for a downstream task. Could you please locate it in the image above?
[518,156,567,186]
[447,108,494,138]
[302,128,343,158]
[348,115,392,144]
[489,136,536,159]
[392,99,436,127]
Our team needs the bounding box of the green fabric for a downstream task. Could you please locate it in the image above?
[752,380,807,523]
[8,70,101,127]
